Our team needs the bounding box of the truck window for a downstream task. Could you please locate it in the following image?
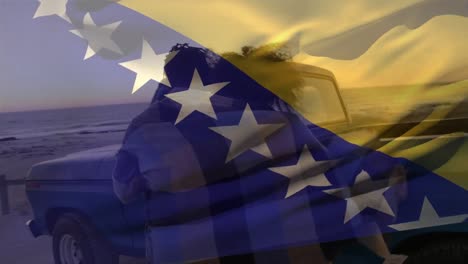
[298,77,347,124]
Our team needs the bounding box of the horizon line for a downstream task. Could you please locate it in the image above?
[0,101,149,114]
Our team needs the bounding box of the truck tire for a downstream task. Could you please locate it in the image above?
[402,237,468,264]
[52,213,118,264]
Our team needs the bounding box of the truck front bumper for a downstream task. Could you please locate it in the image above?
[26,219,43,238]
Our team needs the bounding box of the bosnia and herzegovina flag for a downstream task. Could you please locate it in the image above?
[118,0,468,192]
[13,0,468,262]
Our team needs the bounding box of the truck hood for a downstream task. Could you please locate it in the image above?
[27,144,121,181]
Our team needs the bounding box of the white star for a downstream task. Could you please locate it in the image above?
[269,145,333,198]
[119,39,178,94]
[165,69,229,124]
[70,13,122,60]
[209,104,285,163]
[324,170,395,223]
[33,0,71,23]
[389,197,468,231]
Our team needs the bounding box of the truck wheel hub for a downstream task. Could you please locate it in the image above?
[60,234,84,264]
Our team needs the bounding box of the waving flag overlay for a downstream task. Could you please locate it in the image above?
[119,0,468,191]
[7,0,467,263]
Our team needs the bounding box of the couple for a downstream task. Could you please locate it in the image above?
[112,44,407,264]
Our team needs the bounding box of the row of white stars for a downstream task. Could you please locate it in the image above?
[34,0,176,94]
[33,0,467,230]
[212,101,468,226]
[172,74,396,224]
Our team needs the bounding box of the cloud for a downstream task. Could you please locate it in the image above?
[302,0,468,60]
[296,15,468,88]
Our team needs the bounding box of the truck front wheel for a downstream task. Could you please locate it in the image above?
[52,213,118,264]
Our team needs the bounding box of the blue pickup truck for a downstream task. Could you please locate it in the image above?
[25,144,146,263]
[24,64,468,264]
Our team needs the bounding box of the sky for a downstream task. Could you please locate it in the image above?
[0,0,195,112]
[121,0,422,54]
[1,0,468,112]
[123,0,468,87]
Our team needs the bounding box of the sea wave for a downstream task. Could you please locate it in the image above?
[0,137,17,142]
[0,103,146,142]
[93,120,130,127]
[1,123,129,141]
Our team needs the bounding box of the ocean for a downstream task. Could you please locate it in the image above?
[1,85,467,143]
[0,103,148,142]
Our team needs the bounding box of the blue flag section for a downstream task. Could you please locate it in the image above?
[115,45,468,263]
[5,1,467,263]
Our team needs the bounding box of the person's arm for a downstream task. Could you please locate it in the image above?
[112,150,146,204]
